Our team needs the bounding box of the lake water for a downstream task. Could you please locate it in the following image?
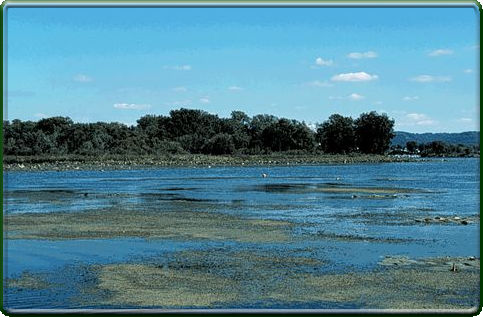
[3,158,480,310]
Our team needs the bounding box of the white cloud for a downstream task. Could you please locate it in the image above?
[306,80,333,87]
[347,51,378,59]
[374,101,383,105]
[315,57,334,66]
[393,111,438,129]
[458,118,473,123]
[113,103,151,110]
[406,113,426,121]
[416,120,436,126]
[403,96,419,101]
[34,113,47,118]
[173,86,188,92]
[329,93,365,101]
[228,86,243,91]
[464,69,474,74]
[405,113,436,126]
[73,74,92,82]
[348,93,364,100]
[410,75,451,83]
[164,65,191,71]
[428,49,453,57]
[199,97,210,104]
[331,72,378,82]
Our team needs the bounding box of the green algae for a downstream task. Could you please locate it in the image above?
[90,250,479,309]
[94,250,324,308]
[5,208,293,243]
[245,183,424,195]
[97,263,240,307]
[313,231,415,243]
[6,272,50,290]
[299,268,479,309]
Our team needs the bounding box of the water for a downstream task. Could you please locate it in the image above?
[3,158,480,309]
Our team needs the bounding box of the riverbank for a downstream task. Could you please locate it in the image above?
[3,153,424,171]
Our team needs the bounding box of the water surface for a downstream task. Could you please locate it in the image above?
[3,158,480,309]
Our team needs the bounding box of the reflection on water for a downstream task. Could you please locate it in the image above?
[3,158,480,309]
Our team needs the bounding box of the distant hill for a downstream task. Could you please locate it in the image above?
[391,131,480,147]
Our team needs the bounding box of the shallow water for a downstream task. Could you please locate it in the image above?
[3,158,480,309]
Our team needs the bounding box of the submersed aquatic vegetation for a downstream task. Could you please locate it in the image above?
[5,208,293,243]
[299,266,479,309]
[243,183,425,195]
[96,263,240,307]
[312,231,416,243]
[89,249,479,309]
[6,272,50,290]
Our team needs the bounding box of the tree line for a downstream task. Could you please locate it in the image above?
[390,140,479,157]
[3,108,397,156]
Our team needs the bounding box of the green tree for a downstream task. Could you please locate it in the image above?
[36,116,73,135]
[316,114,355,154]
[248,114,278,153]
[201,133,235,155]
[406,141,418,153]
[261,118,314,152]
[167,108,221,139]
[428,141,449,156]
[221,111,251,151]
[292,121,316,152]
[355,111,395,154]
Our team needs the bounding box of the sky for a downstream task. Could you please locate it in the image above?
[4,5,480,133]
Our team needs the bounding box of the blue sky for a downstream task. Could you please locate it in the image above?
[5,6,479,132]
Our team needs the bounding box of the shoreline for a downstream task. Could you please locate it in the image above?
[2,153,437,172]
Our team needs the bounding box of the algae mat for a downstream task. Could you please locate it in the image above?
[6,251,479,310]
[5,208,293,243]
[90,251,479,309]
[243,183,425,195]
